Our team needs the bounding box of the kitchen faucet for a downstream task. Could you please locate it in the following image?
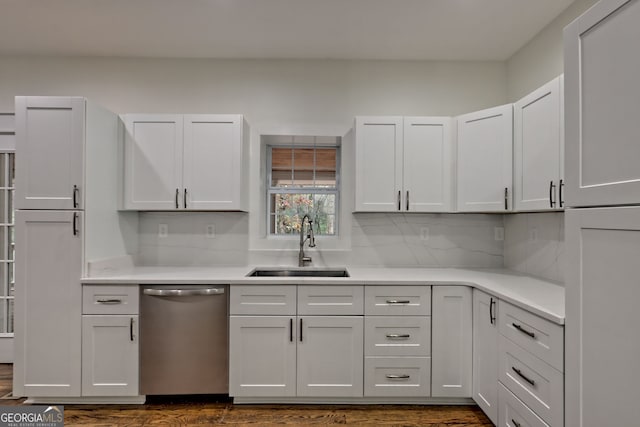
[298,214,316,267]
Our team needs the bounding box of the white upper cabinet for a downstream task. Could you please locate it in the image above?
[354,116,453,212]
[15,96,85,210]
[183,115,246,210]
[565,0,640,207]
[122,114,248,211]
[514,76,564,211]
[457,104,513,212]
[403,117,454,212]
[123,114,183,210]
[355,116,403,212]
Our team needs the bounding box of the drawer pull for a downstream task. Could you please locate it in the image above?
[511,419,521,427]
[385,374,410,379]
[386,300,411,304]
[512,367,536,387]
[96,298,123,304]
[386,334,410,339]
[512,323,536,339]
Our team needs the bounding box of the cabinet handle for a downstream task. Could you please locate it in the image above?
[504,187,508,210]
[386,334,410,339]
[489,297,496,325]
[73,184,79,208]
[512,367,535,387]
[290,318,293,342]
[549,181,556,208]
[397,191,401,211]
[175,188,179,209]
[130,317,134,342]
[96,298,122,304]
[511,419,521,427]
[299,318,303,342]
[559,179,564,208]
[406,191,409,211]
[386,300,410,304]
[72,212,78,236]
[184,188,188,209]
[386,374,410,379]
[512,323,536,339]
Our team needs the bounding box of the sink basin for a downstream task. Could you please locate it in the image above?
[247,268,350,278]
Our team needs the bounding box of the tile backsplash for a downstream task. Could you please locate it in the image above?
[504,212,564,283]
[137,212,504,269]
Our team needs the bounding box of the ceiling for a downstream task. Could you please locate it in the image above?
[0,0,574,61]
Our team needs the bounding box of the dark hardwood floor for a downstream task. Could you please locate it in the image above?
[0,364,492,426]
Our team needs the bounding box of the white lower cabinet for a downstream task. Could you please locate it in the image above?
[498,383,550,427]
[297,316,363,397]
[229,316,297,397]
[473,290,499,424]
[364,357,430,397]
[431,286,472,397]
[228,285,364,398]
[81,315,139,396]
[81,284,140,397]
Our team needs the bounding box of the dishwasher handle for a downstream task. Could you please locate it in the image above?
[143,288,225,297]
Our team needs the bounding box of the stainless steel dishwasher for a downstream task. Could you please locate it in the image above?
[140,285,228,395]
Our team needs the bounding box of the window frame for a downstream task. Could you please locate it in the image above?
[266,143,341,238]
[0,151,14,337]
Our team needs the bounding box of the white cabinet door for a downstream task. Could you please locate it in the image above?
[457,105,513,212]
[122,114,183,210]
[566,206,640,427]
[472,290,498,425]
[15,96,85,210]
[403,117,453,212]
[354,116,403,212]
[514,76,564,211]
[297,316,363,397]
[229,316,296,397]
[81,315,139,396]
[13,210,82,397]
[565,0,640,207]
[431,286,472,397]
[183,115,245,210]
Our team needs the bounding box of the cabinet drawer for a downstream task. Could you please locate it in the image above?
[365,316,430,356]
[230,285,296,315]
[498,383,550,427]
[365,285,431,316]
[83,285,139,315]
[499,300,564,372]
[298,286,363,315]
[499,336,563,426]
[364,357,430,397]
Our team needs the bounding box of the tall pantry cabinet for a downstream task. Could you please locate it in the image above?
[564,0,640,426]
[14,97,136,398]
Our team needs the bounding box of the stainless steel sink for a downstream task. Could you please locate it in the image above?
[247,268,350,278]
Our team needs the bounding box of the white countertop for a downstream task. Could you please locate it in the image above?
[83,266,565,324]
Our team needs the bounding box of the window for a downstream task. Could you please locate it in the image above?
[0,153,14,336]
[267,140,340,236]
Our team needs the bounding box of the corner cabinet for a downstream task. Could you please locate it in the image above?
[122,114,249,211]
[472,289,498,425]
[431,286,472,397]
[354,116,454,212]
[514,76,564,211]
[456,104,513,212]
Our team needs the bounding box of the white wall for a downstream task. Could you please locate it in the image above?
[0,57,506,118]
[506,0,598,101]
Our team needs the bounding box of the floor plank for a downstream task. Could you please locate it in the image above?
[0,364,492,426]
